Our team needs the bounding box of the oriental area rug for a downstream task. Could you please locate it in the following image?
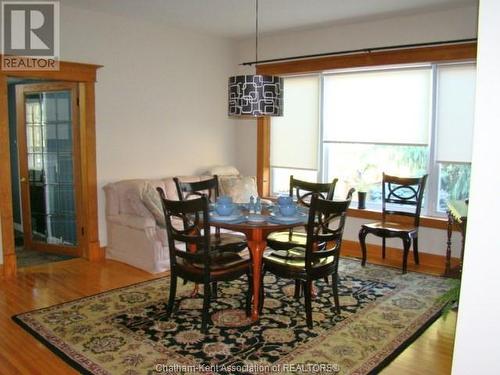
[13,259,457,375]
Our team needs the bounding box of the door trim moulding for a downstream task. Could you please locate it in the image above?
[0,57,103,277]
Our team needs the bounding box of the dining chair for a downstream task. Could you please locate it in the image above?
[174,176,247,252]
[260,194,350,329]
[174,176,248,296]
[157,189,252,333]
[266,176,339,251]
[358,173,428,274]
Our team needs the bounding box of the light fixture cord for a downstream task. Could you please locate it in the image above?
[255,0,258,65]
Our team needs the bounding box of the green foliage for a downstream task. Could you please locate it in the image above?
[440,163,471,199]
[437,280,461,318]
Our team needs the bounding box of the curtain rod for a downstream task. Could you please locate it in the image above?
[240,38,477,66]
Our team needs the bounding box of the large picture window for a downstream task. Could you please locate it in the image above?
[270,62,475,216]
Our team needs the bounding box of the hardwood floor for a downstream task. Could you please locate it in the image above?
[0,257,457,374]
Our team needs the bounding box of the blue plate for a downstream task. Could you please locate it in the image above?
[269,215,307,225]
[246,214,267,223]
[210,213,245,222]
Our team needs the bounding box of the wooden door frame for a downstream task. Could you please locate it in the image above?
[0,57,102,277]
[16,82,83,256]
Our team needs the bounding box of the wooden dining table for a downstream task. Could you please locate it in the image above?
[208,207,305,321]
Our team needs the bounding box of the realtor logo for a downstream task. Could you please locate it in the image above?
[1,1,60,70]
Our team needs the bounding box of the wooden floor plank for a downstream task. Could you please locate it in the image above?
[0,258,456,374]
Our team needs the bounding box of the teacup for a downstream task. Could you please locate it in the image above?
[279,204,297,217]
[215,202,234,216]
[217,195,233,204]
[277,195,293,206]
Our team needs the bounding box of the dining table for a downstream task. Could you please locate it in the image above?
[208,205,307,321]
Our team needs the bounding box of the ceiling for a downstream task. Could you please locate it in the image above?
[63,0,478,39]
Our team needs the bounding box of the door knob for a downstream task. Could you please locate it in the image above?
[20,177,27,183]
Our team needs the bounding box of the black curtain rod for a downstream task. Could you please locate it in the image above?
[241,38,477,66]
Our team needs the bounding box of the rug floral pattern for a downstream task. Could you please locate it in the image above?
[13,259,457,375]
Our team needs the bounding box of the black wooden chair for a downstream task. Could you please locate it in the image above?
[260,194,350,329]
[174,176,248,297]
[174,176,247,254]
[358,173,428,274]
[266,176,339,251]
[157,189,252,333]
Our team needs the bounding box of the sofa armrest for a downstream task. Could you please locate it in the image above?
[107,214,157,230]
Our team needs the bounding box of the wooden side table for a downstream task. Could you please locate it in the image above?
[444,200,468,278]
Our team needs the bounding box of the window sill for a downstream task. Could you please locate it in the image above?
[264,196,449,230]
[346,207,448,230]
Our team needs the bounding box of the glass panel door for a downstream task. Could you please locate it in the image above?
[16,83,82,255]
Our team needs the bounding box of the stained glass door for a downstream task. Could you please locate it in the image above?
[16,83,82,255]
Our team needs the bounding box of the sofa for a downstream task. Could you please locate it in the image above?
[103,167,259,273]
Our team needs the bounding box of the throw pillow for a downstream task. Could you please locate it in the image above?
[218,176,258,203]
[207,165,240,176]
[141,183,166,226]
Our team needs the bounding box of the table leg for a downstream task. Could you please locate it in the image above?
[187,242,199,297]
[247,239,267,321]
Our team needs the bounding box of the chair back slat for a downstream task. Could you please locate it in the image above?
[381,173,428,226]
[157,188,212,273]
[174,176,219,202]
[303,194,350,272]
[289,176,338,207]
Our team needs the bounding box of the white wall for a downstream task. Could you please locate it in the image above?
[234,5,477,257]
[59,5,238,245]
[452,0,500,372]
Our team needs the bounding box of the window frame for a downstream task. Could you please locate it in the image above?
[257,43,477,220]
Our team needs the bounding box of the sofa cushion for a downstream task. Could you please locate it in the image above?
[218,175,258,203]
[141,183,166,226]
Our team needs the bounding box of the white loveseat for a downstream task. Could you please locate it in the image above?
[103,175,210,273]
[103,167,259,273]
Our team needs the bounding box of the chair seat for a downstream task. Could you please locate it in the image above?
[178,251,250,276]
[211,233,247,251]
[266,230,307,250]
[362,221,417,233]
[263,247,334,270]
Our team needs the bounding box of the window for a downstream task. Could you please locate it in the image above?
[270,75,320,195]
[270,62,476,216]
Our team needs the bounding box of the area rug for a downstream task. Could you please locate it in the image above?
[12,259,457,375]
[16,246,75,268]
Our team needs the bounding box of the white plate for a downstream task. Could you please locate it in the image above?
[210,214,244,222]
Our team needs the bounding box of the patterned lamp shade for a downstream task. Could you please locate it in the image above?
[228,75,283,117]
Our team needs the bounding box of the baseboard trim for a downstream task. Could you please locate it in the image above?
[342,239,460,274]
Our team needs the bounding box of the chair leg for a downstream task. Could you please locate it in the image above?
[212,281,218,298]
[245,273,252,317]
[304,280,313,329]
[166,275,177,318]
[359,227,368,266]
[402,235,412,274]
[294,279,301,299]
[413,236,420,265]
[331,273,341,315]
[382,237,386,259]
[201,282,211,333]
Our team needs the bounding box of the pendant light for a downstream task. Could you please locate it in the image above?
[228,0,283,117]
